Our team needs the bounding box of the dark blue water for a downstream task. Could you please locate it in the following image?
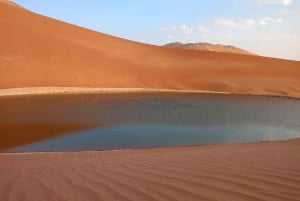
[5,93,300,152]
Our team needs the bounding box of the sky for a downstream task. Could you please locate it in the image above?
[13,0,300,60]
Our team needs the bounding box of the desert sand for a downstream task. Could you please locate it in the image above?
[0,0,300,98]
[0,139,300,201]
[163,42,254,55]
[0,87,230,97]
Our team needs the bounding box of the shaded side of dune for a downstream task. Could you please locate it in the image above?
[0,139,299,201]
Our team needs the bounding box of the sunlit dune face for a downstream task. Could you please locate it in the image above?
[0,0,300,99]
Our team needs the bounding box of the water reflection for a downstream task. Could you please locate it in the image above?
[3,93,300,152]
[9,124,300,152]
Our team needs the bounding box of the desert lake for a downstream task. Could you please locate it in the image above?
[1,93,300,152]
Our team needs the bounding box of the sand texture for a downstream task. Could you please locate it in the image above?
[0,1,300,98]
[1,139,300,201]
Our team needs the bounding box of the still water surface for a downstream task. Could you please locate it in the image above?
[6,93,300,152]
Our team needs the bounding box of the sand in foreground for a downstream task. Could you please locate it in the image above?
[1,139,300,201]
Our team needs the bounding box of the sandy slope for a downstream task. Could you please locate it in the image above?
[0,139,300,201]
[0,1,300,98]
[163,42,254,55]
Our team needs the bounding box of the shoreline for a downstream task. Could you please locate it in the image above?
[0,87,299,100]
[1,137,299,156]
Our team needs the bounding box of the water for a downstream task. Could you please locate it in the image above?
[3,93,300,152]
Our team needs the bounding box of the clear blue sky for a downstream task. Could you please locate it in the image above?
[13,0,300,60]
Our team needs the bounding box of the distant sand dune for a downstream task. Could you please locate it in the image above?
[163,42,254,55]
[1,139,300,201]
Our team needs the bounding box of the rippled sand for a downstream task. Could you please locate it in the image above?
[1,139,299,201]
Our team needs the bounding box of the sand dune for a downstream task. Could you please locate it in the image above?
[0,139,299,201]
[0,1,300,98]
[163,42,254,55]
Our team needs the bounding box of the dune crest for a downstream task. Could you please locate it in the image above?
[0,0,25,9]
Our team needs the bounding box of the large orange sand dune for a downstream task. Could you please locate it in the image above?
[0,0,300,98]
